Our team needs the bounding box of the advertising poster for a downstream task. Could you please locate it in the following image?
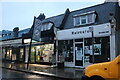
[90,44,101,55]
[94,44,101,55]
[84,46,90,54]
[76,48,83,60]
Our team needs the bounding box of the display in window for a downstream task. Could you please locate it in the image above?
[84,56,90,63]
[84,46,90,54]
[76,47,83,60]
[94,44,101,55]
[31,44,54,63]
[90,44,101,55]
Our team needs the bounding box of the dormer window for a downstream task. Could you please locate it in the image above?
[73,11,96,26]
[41,22,53,31]
[81,16,86,24]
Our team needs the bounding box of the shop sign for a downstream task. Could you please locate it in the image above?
[32,18,54,42]
[0,39,22,45]
[33,18,42,41]
[57,23,111,40]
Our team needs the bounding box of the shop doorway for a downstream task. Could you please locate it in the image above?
[75,42,84,67]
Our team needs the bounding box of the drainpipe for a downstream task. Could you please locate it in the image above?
[89,27,95,64]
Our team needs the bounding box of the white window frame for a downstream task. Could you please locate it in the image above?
[73,11,96,26]
[80,15,87,25]
[74,17,81,26]
[87,13,96,24]
[41,23,53,31]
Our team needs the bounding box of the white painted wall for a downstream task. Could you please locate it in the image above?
[110,27,116,60]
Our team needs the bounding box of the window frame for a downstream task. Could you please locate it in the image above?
[74,17,81,26]
[73,11,96,26]
[81,15,87,25]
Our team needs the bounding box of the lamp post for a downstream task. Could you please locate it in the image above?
[89,27,95,64]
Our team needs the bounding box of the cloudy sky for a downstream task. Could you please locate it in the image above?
[0,0,116,31]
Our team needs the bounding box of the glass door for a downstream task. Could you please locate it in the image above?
[75,42,84,67]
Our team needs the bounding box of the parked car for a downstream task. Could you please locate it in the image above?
[82,55,120,80]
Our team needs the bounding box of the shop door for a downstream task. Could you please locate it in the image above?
[75,43,84,67]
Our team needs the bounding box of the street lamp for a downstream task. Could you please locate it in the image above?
[89,27,95,64]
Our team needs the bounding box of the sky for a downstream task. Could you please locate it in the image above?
[0,0,115,31]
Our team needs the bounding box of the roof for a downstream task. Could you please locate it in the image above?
[18,28,30,37]
[29,10,68,34]
[29,2,119,33]
[0,28,30,41]
[64,2,118,29]
[0,30,14,40]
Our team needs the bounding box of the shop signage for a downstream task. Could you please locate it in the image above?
[57,23,111,40]
[0,39,22,45]
[33,18,42,41]
[72,30,90,35]
[32,18,54,42]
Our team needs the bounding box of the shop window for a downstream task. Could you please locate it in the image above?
[2,48,5,59]
[5,48,12,60]
[20,48,24,61]
[84,37,110,64]
[31,47,36,63]
[31,44,54,63]
[73,11,96,26]
[58,40,73,62]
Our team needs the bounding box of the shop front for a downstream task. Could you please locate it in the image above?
[30,44,54,64]
[28,18,56,65]
[57,23,115,68]
[2,46,12,61]
[1,39,25,62]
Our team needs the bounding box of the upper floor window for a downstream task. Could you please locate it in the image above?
[41,23,53,31]
[81,16,86,24]
[74,17,80,26]
[74,11,96,26]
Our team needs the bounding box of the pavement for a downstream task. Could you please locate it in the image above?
[1,61,84,80]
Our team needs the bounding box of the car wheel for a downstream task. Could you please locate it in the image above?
[90,76,105,80]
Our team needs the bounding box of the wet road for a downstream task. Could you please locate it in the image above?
[1,68,66,80]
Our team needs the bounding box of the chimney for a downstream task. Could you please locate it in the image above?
[13,27,19,38]
[37,13,46,20]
